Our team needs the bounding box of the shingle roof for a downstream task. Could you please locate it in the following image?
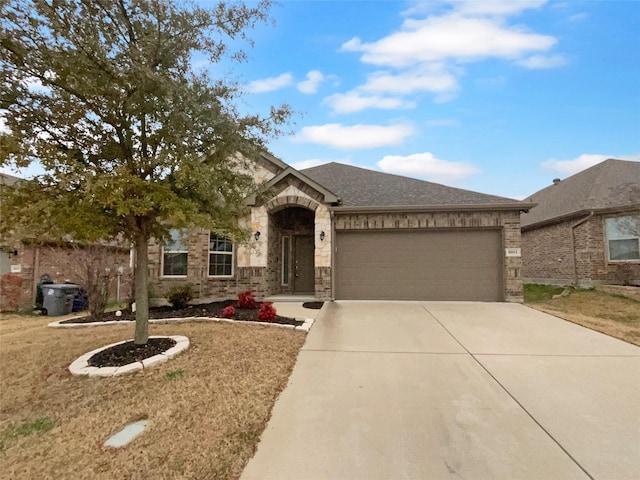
[0,173,21,187]
[300,162,519,207]
[521,159,640,228]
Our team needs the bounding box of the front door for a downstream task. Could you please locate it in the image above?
[293,235,314,294]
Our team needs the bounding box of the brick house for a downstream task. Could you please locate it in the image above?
[1,243,133,311]
[1,173,132,311]
[0,173,20,277]
[521,159,640,287]
[149,154,533,302]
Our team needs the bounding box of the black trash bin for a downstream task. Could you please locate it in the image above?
[42,284,80,316]
[36,276,54,309]
[72,287,89,312]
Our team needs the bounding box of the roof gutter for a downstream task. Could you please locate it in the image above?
[522,204,640,231]
[329,202,536,214]
[570,211,594,286]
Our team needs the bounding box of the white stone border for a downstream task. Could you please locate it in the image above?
[68,335,190,377]
[50,316,314,332]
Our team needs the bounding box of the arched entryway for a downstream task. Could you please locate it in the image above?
[268,205,316,295]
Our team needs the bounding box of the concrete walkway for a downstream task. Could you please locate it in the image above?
[241,301,640,480]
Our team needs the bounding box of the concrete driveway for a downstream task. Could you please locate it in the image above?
[241,302,640,480]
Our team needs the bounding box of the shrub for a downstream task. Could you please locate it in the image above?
[166,284,194,309]
[221,305,235,318]
[258,302,277,322]
[237,290,256,309]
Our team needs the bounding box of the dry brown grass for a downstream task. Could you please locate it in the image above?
[0,314,306,479]
[525,287,640,346]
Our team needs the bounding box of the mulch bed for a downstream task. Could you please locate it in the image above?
[61,300,304,327]
[88,338,177,368]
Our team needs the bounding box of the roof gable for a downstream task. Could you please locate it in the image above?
[301,162,522,208]
[246,167,340,206]
[257,151,289,174]
[521,159,640,228]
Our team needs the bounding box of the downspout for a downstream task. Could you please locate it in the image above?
[330,209,336,301]
[570,211,594,286]
[32,247,40,307]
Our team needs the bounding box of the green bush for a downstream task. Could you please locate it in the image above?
[166,284,194,309]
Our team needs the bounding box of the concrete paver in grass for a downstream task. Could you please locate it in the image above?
[104,420,149,448]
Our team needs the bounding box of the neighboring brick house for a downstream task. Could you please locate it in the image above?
[1,243,133,311]
[1,173,132,311]
[0,173,20,277]
[149,154,533,302]
[521,159,640,287]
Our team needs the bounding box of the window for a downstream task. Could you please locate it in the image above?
[163,229,188,276]
[606,215,640,261]
[282,236,291,286]
[209,233,233,277]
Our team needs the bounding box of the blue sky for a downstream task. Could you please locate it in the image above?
[229,0,640,199]
[3,0,639,200]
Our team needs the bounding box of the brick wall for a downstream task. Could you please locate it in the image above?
[521,219,575,284]
[522,212,640,286]
[148,228,264,301]
[1,244,132,311]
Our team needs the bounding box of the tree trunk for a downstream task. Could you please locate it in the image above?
[134,231,150,345]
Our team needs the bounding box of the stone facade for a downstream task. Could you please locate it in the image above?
[315,266,332,299]
[522,211,640,287]
[149,163,334,301]
[333,210,524,302]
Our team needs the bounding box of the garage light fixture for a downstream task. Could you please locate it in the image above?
[319,231,325,241]
[254,231,261,241]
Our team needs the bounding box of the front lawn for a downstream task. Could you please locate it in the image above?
[524,284,640,346]
[0,314,306,479]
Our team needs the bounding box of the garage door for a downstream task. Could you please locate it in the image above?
[335,230,503,301]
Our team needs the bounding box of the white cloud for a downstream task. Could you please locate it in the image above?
[341,15,557,68]
[325,64,457,113]
[294,123,415,150]
[324,92,415,114]
[569,12,588,22]
[0,114,8,134]
[448,0,548,17]
[191,59,210,71]
[297,70,325,94]
[290,157,353,170]
[247,73,293,93]
[377,152,480,181]
[542,154,640,175]
[401,0,547,17]
[361,65,458,94]
[335,1,564,112]
[517,54,567,69]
